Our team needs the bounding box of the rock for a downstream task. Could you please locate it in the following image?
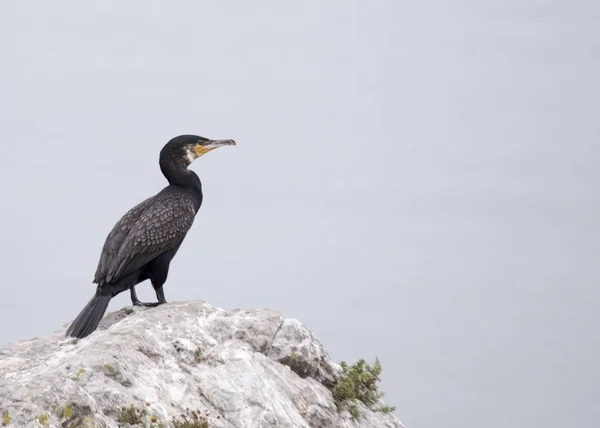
[266,319,342,388]
[0,301,404,428]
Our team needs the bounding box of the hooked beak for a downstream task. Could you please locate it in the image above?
[195,138,236,157]
[206,139,236,149]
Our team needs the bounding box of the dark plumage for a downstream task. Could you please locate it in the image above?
[65,134,236,339]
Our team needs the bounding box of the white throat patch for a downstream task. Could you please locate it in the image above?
[185,149,199,164]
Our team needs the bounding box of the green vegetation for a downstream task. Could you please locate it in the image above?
[104,364,117,375]
[36,414,49,426]
[0,403,211,428]
[2,405,103,428]
[116,405,146,425]
[53,404,74,419]
[71,368,86,382]
[332,358,396,419]
[115,404,209,427]
[52,403,101,427]
[193,347,204,364]
[377,404,396,414]
[75,416,98,428]
[171,409,208,428]
[116,404,164,427]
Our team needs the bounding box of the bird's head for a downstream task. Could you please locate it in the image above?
[189,135,237,161]
[161,134,237,168]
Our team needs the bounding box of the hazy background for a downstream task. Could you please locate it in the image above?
[0,1,598,427]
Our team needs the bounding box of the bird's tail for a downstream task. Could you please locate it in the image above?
[65,293,112,339]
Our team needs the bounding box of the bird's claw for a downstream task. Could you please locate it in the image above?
[132,300,161,308]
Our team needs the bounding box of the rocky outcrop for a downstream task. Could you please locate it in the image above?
[0,301,403,428]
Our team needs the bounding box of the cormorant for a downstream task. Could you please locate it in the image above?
[65,134,236,339]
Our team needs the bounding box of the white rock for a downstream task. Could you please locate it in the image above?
[0,301,404,428]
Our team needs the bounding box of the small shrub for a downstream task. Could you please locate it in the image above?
[53,404,74,420]
[377,405,395,413]
[36,414,49,426]
[332,358,396,419]
[116,404,164,427]
[1,412,10,426]
[51,403,100,428]
[172,409,208,428]
[117,405,145,425]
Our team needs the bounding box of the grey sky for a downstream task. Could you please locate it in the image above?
[0,1,598,427]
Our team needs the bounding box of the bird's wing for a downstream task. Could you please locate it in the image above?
[94,196,157,284]
[102,193,197,284]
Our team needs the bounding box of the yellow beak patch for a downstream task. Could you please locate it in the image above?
[195,144,215,157]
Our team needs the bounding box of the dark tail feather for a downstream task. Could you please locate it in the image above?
[65,294,112,339]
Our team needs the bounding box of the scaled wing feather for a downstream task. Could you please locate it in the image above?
[103,194,197,284]
[94,196,157,285]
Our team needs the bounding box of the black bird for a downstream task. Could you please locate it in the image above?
[65,134,236,339]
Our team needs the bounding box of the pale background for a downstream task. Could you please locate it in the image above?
[0,1,598,427]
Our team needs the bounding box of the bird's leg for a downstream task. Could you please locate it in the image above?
[131,285,161,307]
[155,285,168,305]
[130,286,141,305]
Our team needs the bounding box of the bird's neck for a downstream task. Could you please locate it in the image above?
[159,154,190,183]
[160,160,203,209]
